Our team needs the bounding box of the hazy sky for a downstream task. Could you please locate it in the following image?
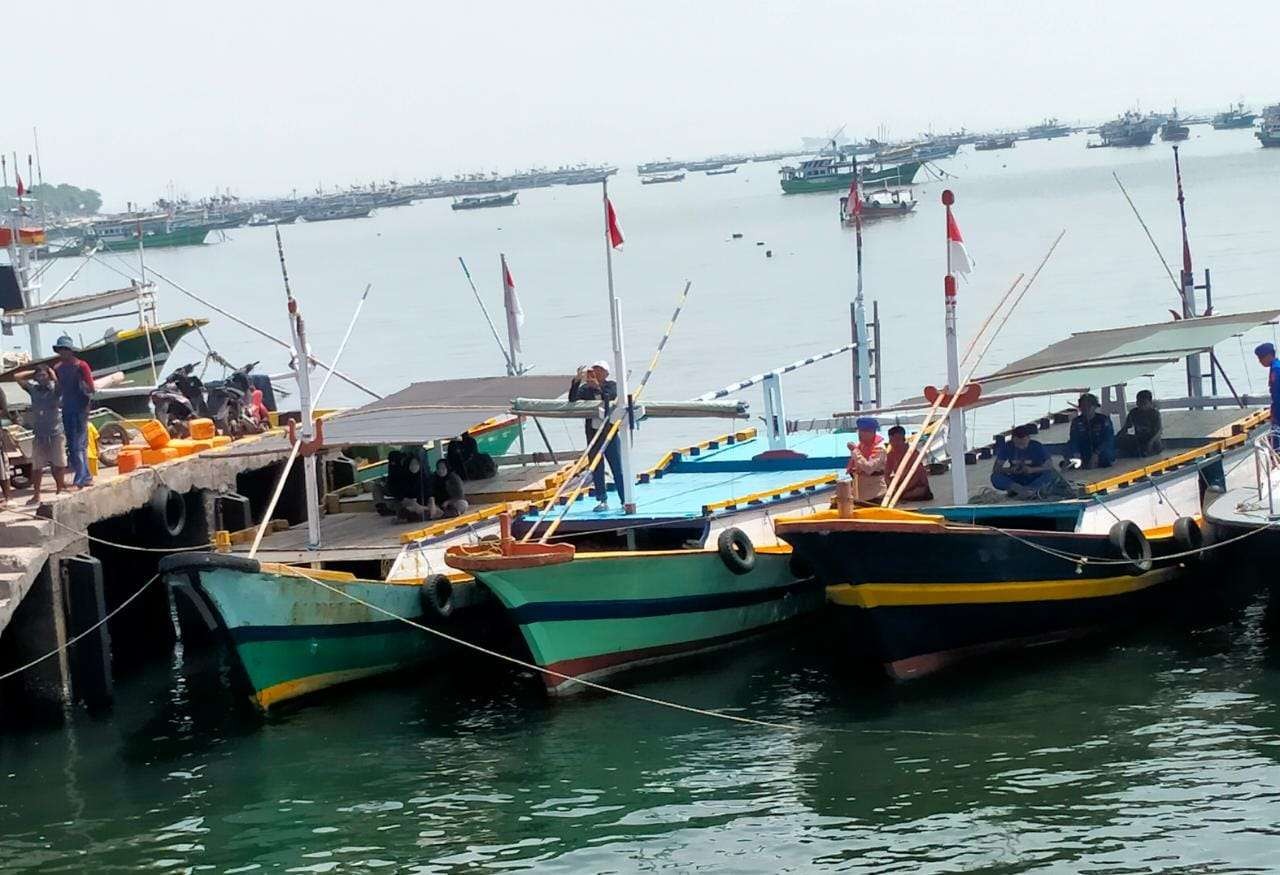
[4,0,1276,208]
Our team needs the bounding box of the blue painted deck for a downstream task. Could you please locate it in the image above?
[523,431,853,527]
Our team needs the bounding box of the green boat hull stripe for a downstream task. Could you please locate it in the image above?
[230,617,425,643]
[508,578,823,624]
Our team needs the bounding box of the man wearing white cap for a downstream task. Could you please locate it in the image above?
[569,360,623,511]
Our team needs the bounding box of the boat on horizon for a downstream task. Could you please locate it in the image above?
[1161,109,1190,141]
[451,192,519,211]
[640,172,686,185]
[1256,104,1280,147]
[1212,102,1257,130]
[301,203,373,222]
[839,188,916,222]
[704,165,739,175]
[1087,111,1159,148]
[974,136,1016,151]
[1023,118,1072,140]
[779,157,923,194]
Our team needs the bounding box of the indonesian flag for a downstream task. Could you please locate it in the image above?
[606,197,624,249]
[15,172,25,198]
[847,177,862,219]
[947,208,972,276]
[502,254,523,354]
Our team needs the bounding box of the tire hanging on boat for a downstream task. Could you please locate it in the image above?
[1107,520,1152,574]
[717,528,756,575]
[1172,516,1204,557]
[421,574,455,619]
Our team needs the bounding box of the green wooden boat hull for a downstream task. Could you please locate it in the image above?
[472,547,824,693]
[48,225,212,258]
[164,559,443,711]
[780,161,922,194]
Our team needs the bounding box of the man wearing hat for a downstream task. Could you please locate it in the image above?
[1255,343,1280,448]
[52,335,95,488]
[569,360,623,511]
[845,417,887,502]
[1065,392,1115,470]
[991,425,1056,498]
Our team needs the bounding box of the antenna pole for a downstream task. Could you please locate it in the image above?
[851,152,872,409]
[602,177,635,512]
[1173,145,1203,398]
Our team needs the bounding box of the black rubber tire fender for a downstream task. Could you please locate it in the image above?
[1108,520,1152,574]
[1172,516,1204,557]
[421,574,455,619]
[717,527,756,575]
[149,486,187,538]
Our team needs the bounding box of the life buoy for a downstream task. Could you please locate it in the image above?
[717,528,755,575]
[421,574,455,619]
[149,486,187,538]
[1172,517,1203,557]
[1108,520,1152,574]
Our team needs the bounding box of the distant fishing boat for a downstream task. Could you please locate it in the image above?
[705,166,739,176]
[301,204,373,222]
[637,160,684,175]
[451,192,519,211]
[1023,118,1072,140]
[1256,104,1280,147]
[640,172,686,185]
[974,136,1016,151]
[1160,111,1190,141]
[1087,111,1159,148]
[839,188,916,223]
[1211,102,1257,129]
[46,218,213,258]
[779,157,923,194]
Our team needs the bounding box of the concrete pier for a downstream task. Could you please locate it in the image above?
[0,432,294,721]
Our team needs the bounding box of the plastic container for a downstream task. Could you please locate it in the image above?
[188,418,216,440]
[140,446,179,466]
[139,419,171,450]
[210,435,233,447]
[116,449,142,474]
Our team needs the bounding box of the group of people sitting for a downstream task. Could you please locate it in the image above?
[844,390,1167,505]
[382,433,498,522]
[990,390,1163,499]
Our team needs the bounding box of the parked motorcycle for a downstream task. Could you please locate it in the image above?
[151,363,207,436]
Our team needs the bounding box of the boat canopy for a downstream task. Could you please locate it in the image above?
[318,375,573,446]
[0,283,152,326]
[510,398,748,420]
[865,309,1280,414]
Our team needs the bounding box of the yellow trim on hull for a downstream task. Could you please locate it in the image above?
[826,568,1178,608]
[255,664,402,710]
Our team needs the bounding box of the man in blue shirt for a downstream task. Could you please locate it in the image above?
[1066,392,1115,469]
[991,426,1056,498]
[52,335,95,489]
[1256,343,1280,448]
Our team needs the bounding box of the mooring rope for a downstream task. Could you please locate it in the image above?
[290,566,1009,740]
[0,504,213,554]
[0,574,159,682]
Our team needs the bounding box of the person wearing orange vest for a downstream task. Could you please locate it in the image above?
[845,417,887,502]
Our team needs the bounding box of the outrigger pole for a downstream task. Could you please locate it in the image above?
[457,256,516,375]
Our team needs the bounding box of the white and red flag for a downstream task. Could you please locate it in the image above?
[605,198,624,249]
[15,172,25,198]
[847,177,862,220]
[501,254,523,354]
[946,208,972,276]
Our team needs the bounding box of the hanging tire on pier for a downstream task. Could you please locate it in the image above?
[149,486,187,538]
[1108,520,1152,574]
[717,528,756,575]
[1172,516,1204,559]
[421,574,455,620]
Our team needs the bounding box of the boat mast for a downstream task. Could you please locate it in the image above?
[601,177,636,513]
[275,227,323,549]
[942,190,969,504]
[850,151,872,409]
[8,151,43,357]
[1172,145,1203,399]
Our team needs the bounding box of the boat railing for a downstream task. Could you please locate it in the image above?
[1251,432,1280,517]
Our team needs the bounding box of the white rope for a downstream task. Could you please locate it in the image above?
[0,574,158,682]
[2,502,213,553]
[290,566,1004,739]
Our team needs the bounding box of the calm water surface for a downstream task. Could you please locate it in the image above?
[3,130,1280,871]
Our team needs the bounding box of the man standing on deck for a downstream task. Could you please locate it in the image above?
[14,364,68,504]
[569,360,623,512]
[52,335,95,489]
[1255,342,1280,448]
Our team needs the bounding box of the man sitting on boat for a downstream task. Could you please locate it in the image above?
[884,424,932,502]
[427,458,468,518]
[990,426,1056,498]
[1117,389,1163,457]
[569,361,624,512]
[1065,393,1115,469]
[846,417,887,502]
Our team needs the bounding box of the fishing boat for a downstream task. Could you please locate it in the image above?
[839,189,916,223]
[1204,434,1280,552]
[1087,111,1160,148]
[637,160,684,175]
[640,172,686,185]
[705,166,739,176]
[1024,118,1072,140]
[1256,104,1280,147]
[47,218,213,258]
[1211,102,1257,130]
[974,136,1016,151]
[779,157,922,194]
[1160,114,1190,142]
[451,192,519,211]
[159,375,578,711]
[300,204,372,222]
